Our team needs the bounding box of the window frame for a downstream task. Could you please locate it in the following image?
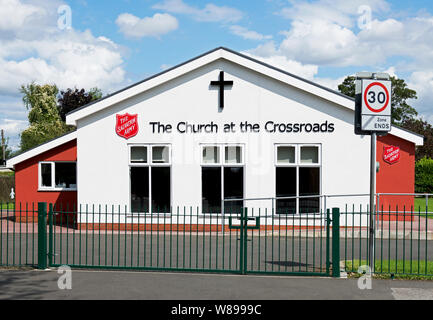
[128,144,172,214]
[38,161,77,191]
[274,144,322,215]
[200,144,245,215]
[129,144,172,166]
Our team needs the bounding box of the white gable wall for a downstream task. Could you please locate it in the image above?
[76,59,370,212]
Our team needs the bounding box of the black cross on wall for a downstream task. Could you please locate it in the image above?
[210,71,233,110]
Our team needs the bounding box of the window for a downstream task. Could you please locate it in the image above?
[275,145,321,214]
[277,146,295,164]
[39,162,77,190]
[129,145,171,213]
[201,145,244,214]
[131,146,147,163]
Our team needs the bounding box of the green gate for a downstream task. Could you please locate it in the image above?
[229,208,338,277]
[37,203,339,277]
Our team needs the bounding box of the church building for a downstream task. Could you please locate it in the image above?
[7,47,423,224]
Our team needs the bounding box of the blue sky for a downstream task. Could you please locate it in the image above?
[1,0,433,149]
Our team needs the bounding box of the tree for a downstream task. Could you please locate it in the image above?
[0,135,13,162]
[19,83,68,152]
[58,87,103,122]
[337,76,418,124]
[401,118,433,161]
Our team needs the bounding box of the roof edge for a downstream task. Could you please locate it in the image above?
[6,130,77,167]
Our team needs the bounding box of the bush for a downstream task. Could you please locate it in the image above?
[415,157,433,193]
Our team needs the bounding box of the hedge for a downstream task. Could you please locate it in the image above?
[415,157,433,194]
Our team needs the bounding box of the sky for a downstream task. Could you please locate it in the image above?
[1,0,433,150]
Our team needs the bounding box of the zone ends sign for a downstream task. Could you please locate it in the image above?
[354,76,392,135]
[361,79,391,132]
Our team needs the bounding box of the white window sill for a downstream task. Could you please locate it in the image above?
[38,188,77,192]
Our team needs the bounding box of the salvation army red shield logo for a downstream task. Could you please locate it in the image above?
[383,146,400,165]
[116,113,138,139]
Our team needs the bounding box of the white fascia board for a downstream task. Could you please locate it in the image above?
[66,48,354,125]
[6,131,77,168]
[390,126,424,146]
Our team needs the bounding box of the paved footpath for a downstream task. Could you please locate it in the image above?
[0,269,433,300]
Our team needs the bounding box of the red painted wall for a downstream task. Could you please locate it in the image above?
[14,139,77,221]
[377,134,415,219]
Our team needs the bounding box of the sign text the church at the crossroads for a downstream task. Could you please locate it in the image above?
[149,120,335,134]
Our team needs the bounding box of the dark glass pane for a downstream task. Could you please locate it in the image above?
[151,167,171,212]
[41,163,52,187]
[224,167,244,214]
[299,167,320,214]
[276,167,296,214]
[55,163,76,188]
[131,167,149,213]
[202,167,221,214]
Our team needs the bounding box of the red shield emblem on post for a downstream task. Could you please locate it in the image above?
[116,113,138,139]
[383,145,400,164]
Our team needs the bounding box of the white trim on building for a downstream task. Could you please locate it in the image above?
[6,131,77,168]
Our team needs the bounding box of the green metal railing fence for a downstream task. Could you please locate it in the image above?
[39,204,334,276]
[0,202,38,268]
[341,204,433,278]
[2,200,432,278]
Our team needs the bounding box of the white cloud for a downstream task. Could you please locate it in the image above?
[244,44,318,81]
[0,0,44,31]
[280,0,390,28]
[265,0,433,123]
[0,118,28,150]
[0,119,28,136]
[279,20,361,66]
[0,29,126,96]
[0,0,128,149]
[153,0,243,23]
[408,71,433,122]
[0,0,126,97]
[274,0,433,68]
[116,13,178,39]
[229,26,272,41]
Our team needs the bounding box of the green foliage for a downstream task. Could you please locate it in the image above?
[20,83,60,125]
[17,83,104,152]
[337,76,356,97]
[401,118,433,161]
[19,82,68,152]
[415,157,433,193]
[337,76,418,124]
[20,122,69,152]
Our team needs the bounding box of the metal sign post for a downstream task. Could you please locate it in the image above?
[369,131,376,272]
[354,72,392,274]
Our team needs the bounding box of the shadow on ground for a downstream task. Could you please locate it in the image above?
[0,268,58,299]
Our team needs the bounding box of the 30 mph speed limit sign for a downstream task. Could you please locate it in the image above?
[361,79,391,132]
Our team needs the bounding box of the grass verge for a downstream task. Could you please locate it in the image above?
[414,198,433,218]
[0,203,14,210]
[344,259,433,280]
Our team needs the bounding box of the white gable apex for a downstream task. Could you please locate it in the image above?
[66,47,354,126]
